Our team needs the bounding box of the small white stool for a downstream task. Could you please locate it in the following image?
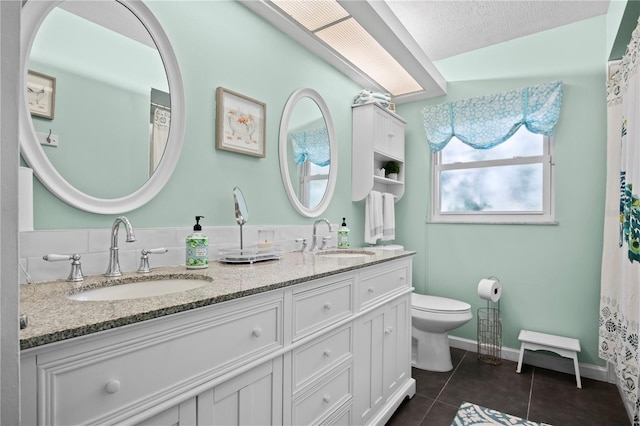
[516,329,582,389]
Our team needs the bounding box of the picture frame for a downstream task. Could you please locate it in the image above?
[215,87,266,158]
[27,70,56,120]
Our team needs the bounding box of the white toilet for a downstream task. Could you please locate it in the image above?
[411,293,473,372]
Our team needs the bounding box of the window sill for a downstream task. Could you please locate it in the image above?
[426,218,559,225]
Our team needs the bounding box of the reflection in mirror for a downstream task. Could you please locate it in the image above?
[286,98,330,210]
[233,187,249,249]
[279,89,337,218]
[20,0,185,214]
[28,2,169,199]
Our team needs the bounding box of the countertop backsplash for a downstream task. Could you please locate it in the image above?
[20,224,339,284]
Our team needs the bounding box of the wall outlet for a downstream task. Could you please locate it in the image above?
[37,131,59,147]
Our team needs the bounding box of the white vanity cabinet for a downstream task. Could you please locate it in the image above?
[21,257,414,426]
[136,398,197,426]
[352,102,407,202]
[199,357,283,425]
[354,261,413,425]
[20,291,285,426]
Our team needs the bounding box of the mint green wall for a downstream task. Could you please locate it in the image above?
[395,16,608,365]
[30,61,150,198]
[30,1,363,236]
[607,0,627,56]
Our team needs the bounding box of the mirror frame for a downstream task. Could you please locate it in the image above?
[19,0,186,214]
[278,88,337,217]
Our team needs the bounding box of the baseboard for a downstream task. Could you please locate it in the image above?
[448,336,610,383]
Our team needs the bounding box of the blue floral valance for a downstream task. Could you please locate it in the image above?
[422,81,563,152]
[291,127,330,166]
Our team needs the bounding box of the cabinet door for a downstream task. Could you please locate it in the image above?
[372,106,389,155]
[372,107,404,161]
[354,294,411,424]
[198,358,283,426]
[386,116,405,160]
[354,308,386,424]
[136,397,196,426]
[383,296,410,399]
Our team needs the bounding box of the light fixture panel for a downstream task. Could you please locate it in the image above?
[316,17,422,96]
[272,0,349,32]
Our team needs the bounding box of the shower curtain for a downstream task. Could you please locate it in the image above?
[150,107,170,175]
[600,18,640,426]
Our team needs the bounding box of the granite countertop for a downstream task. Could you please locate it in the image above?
[20,249,414,350]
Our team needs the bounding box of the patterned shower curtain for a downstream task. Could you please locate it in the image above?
[600,18,640,426]
[150,107,170,176]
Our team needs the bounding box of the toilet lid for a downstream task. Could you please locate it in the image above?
[412,293,471,313]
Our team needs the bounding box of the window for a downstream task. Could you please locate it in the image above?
[431,127,554,224]
[299,161,329,209]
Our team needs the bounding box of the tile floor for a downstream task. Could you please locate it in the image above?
[386,348,630,425]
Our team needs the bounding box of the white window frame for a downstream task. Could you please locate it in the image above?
[430,135,556,224]
[299,160,329,208]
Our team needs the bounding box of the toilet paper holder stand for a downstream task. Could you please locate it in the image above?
[477,276,502,365]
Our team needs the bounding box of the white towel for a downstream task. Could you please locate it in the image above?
[365,191,383,244]
[382,192,395,241]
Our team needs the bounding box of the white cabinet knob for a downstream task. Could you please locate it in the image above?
[105,380,120,394]
[323,302,332,311]
[388,132,395,138]
[368,287,374,294]
[252,328,262,338]
[385,326,394,335]
[323,349,332,358]
[323,395,331,404]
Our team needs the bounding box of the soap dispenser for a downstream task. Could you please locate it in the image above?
[338,217,350,249]
[186,216,208,269]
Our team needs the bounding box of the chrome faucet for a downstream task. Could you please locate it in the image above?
[105,216,136,277]
[311,218,333,251]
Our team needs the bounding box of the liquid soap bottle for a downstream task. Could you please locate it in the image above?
[186,216,208,269]
[338,217,350,249]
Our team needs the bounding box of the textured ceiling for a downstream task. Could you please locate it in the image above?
[385,1,611,61]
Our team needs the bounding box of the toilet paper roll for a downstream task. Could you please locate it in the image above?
[477,278,501,302]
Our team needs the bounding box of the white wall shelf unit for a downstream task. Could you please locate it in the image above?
[352,102,407,202]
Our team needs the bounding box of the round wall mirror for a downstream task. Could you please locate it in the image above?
[279,88,337,217]
[19,0,186,214]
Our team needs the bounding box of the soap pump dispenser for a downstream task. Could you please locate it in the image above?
[338,217,350,249]
[186,216,208,269]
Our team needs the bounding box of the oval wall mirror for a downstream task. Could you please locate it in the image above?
[279,88,337,217]
[19,0,186,214]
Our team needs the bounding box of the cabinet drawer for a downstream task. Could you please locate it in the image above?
[359,264,408,308]
[293,279,353,339]
[322,403,352,426]
[293,325,352,393]
[293,363,352,426]
[38,300,282,425]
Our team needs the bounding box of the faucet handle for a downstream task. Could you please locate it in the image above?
[320,236,332,250]
[294,238,307,252]
[43,253,84,282]
[137,248,168,274]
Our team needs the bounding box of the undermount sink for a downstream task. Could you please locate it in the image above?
[315,249,376,259]
[67,278,211,302]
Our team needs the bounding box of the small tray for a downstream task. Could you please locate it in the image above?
[218,246,283,264]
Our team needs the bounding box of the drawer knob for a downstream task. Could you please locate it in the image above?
[323,395,331,404]
[323,302,332,311]
[368,287,374,294]
[385,326,394,335]
[252,328,262,338]
[105,380,121,394]
[323,349,332,358]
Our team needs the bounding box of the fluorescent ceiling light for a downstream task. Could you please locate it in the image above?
[271,0,422,96]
